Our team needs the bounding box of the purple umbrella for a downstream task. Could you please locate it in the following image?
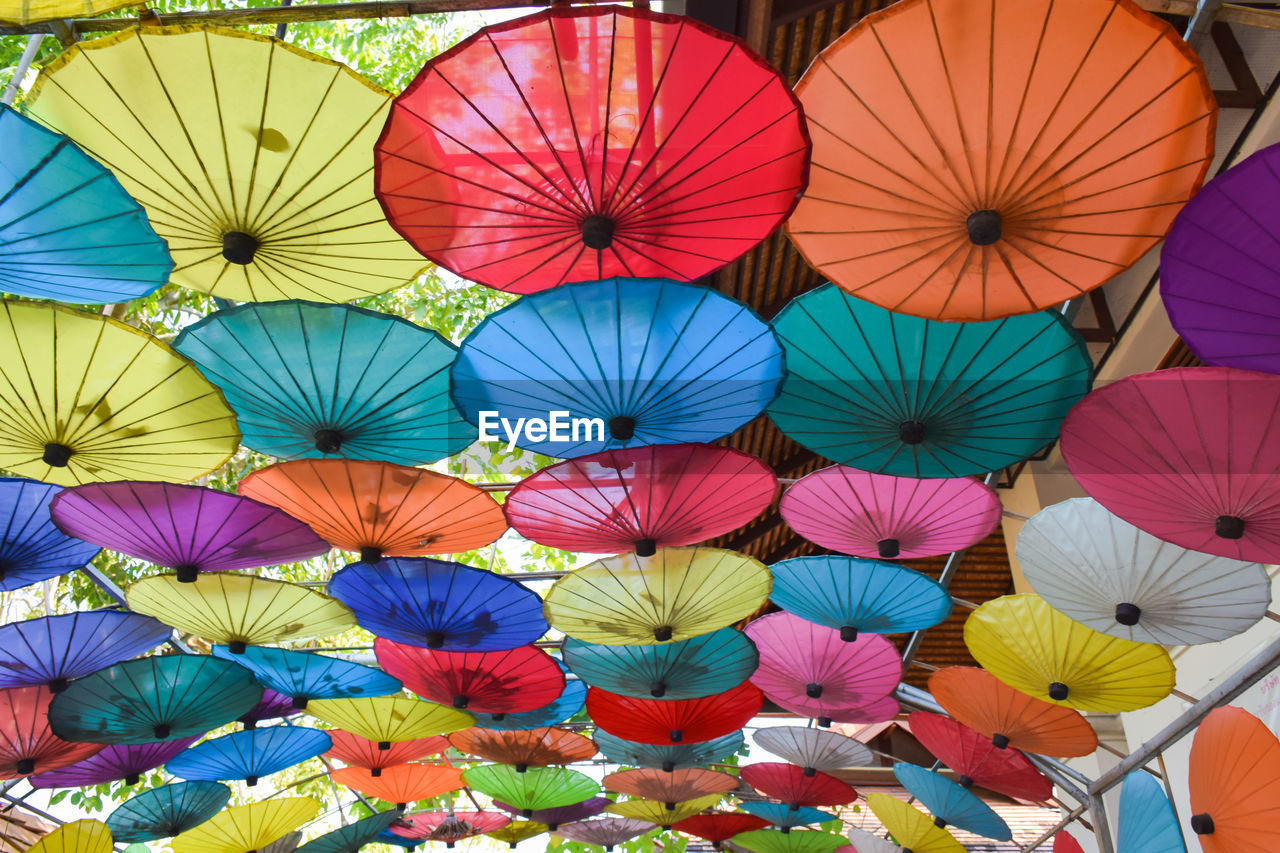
[50,482,328,582]
[0,612,171,692]
[237,689,299,729]
[29,738,198,788]
[494,797,611,830]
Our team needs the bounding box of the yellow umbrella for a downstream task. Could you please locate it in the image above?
[964,594,1175,713]
[172,798,320,853]
[0,302,238,486]
[26,819,113,853]
[544,548,771,645]
[866,793,964,853]
[27,26,427,302]
[306,695,474,744]
[606,794,723,827]
[125,574,354,651]
[0,0,129,24]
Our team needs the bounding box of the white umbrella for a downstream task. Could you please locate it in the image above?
[847,826,900,853]
[751,726,872,776]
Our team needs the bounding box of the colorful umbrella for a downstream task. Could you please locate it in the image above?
[607,795,721,827]
[239,690,299,730]
[51,481,328,583]
[739,763,857,809]
[1117,771,1185,853]
[327,557,546,651]
[737,803,837,830]
[451,277,784,457]
[47,655,262,744]
[325,731,448,776]
[1188,705,1280,852]
[732,830,848,853]
[373,830,418,851]
[390,811,511,843]
[892,764,1011,840]
[0,611,170,692]
[0,0,133,24]
[779,467,1001,559]
[965,594,1175,712]
[767,285,1092,477]
[485,821,547,849]
[166,726,332,786]
[463,765,598,816]
[1018,498,1271,645]
[26,820,113,853]
[493,798,611,831]
[751,727,873,776]
[787,0,1214,321]
[561,628,758,699]
[374,638,563,713]
[212,646,401,709]
[29,26,426,302]
[767,556,952,640]
[1060,367,1280,562]
[505,444,776,556]
[587,681,763,745]
[745,612,901,725]
[174,302,473,464]
[295,811,400,853]
[553,817,657,851]
[592,730,744,773]
[30,738,198,788]
[866,794,964,853]
[929,667,1098,757]
[170,798,321,853]
[238,459,505,561]
[0,106,170,303]
[0,303,239,486]
[905,712,1051,802]
[0,478,100,592]
[259,832,302,853]
[306,696,474,744]
[0,685,102,777]
[375,3,807,291]
[331,763,464,807]
[447,727,596,772]
[545,547,770,644]
[468,662,587,731]
[106,782,232,843]
[845,827,899,853]
[604,768,739,807]
[1054,833,1087,853]
[674,813,770,845]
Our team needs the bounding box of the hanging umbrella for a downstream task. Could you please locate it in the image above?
[553,817,657,851]
[739,764,857,809]
[306,696,474,744]
[493,798,611,831]
[170,799,321,853]
[0,611,171,692]
[373,830,417,851]
[390,811,511,843]
[485,821,547,849]
[892,764,1011,840]
[295,811,400,853]
[779,467,1001,559]
[604,768,739,807]
[29,26,427,302]
[447,727,596,772]
[929,667,1098,757]
[327,557,546,651]
[767,557,952,640]
[0,478,100,592]
[26,820,113,853]
[607,795,721,827]
[212,646,401,710]
[1055,833,1087,853]
[375,3,808,292]
[238,459,505,561]
[0,0,134,24]
[767,285,1092,477]
[0,303,239,486]
[965,594,1175,712]
[751,727,873,776]
[674,813,770,846]
[745,612,901,725]
[846,827,899,853]
[30,738,198,788]
[374,638,564,713]
[732,830,848,853]
[326,730,449,776]
[737,803,837,830]
[468,661,587,731]
[905,712,1051,803]
[331,763,464,807]
[545,547,771,645]
[593,730,744,773]
[175,302,473,465]
[787,0,1215,321]
[866,794,964,853]
[0,685,102,777]
[463,765,599,816]
[106,782,232,843]
[1188,705,1280,852]
[239,690,299,729]
[0,106,170,303]
[1117,771,1185,853]
[259,833,301,853]
[587,681,763,745]
[505,444,776,555]
[561,628,758,699]
[166,726,332,786]
[1018,498,1271,645]
[1063,366,1280,561]
[451,277,784,457]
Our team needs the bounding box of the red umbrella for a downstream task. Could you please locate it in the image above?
[906,712,1051,803]
[0,686,102,778]
[673,813,770,846]
[375,4,809,292]
[374,639,564,714]
[1054,832,1086,853]
[740,763,857,809]
[390,811,511,843]
[586,681,763,746]
[505,444,776,557]
[325,731,451,776]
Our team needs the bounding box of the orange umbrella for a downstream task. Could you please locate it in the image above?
[1189,705,1280,852]
[786,0,1216,321]
[929,668,1097,757]
[325,731,451,776]
[602,768,739,807]
[238,459,506,562]
[448,728,597,772]
[331,763,464,807]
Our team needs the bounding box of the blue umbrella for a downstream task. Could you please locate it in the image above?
[0,611,171,692]
[451,278,783,457]
[0,477,99,592]
[374,830,420,850]
[768,557,953,640]
[737,802,837,829]
[105,781,231,843]
[296,811,401,853]
[173,301,475,466]
[471,660,586,731]
[327,558,547,651]
[592,730,744,772]
[0,107,170,304]
[166,726,332,786]
[1117,771,1186,853]
[211,645,401,709]
[562,629,758,699]
[893,763,1011,841]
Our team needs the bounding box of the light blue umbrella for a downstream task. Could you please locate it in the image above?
[562,628,758,699]
[1117,771,1186,853]
[893,763,1011,841]
[165,725,332,786]
[738,802,838,829]
[212,645,401,709]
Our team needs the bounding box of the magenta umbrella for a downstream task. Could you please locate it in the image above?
[779,466,1001,559]
[50,482,329,581]
[29,738,198,788]
[745,612,901,726]
[1060,367,1280,562]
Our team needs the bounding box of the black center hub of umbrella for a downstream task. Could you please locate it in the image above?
[817,716,832,728]
[634,538,657,558]
[42,443,73,467]
[933,817,948,829]
[805,682,824,698]
[452,694,469,709]
[1115,602,1142,626]
[664,802,676,811]
[425,630,446,649]
[154,723,171,738]
[653,625,673,642]
[47,677,69,694]
[608,415,636,441]
[222,231,260,265]
[314,428,345,454]
[291,695,308,710]
[15,758,33,775]
[371,767,382,776]
[489,713,506,721]
[992,733,1010,749]
[246,774,258,786]
[515,763,528,773]
[802,766,817,777]
[898,420,927,445]
[1215,514,1246,539]
[377,741,391,751]
[661,761,675,772]
[1191,813,1215,834]
[1048,681,1070,701]
[957,774,974,788]
[174,564,200,583]
[360,546,383,564]
[966,209,1003,245]
[581,215,615,250]
[649,681,667,698]
[125,773,140,785]
[228,640,248,654]
[877,538,901,558]
[669,729,683,743]
[839,626,859,642]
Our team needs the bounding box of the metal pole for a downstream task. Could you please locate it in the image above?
[2,34,42,106]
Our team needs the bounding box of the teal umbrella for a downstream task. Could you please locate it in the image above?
[592,730,744,773]
[212,645,401,709]
[562,629,758,700]
[106,781,231,843]
[296,811,400,853]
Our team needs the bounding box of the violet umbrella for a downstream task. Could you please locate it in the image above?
[493,797,611,831]
[0,477,101,592]
[29,738,198,788]
[552,818,656,851]
[239,690,300,729]
[0,611,171,692]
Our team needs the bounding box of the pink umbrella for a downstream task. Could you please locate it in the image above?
[779,466,1001,559]
[1060,367,1280,562]
[745,612,901,726]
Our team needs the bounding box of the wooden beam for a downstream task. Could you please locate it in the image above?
[744,0,772,54]
[1133,0,1280,31]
